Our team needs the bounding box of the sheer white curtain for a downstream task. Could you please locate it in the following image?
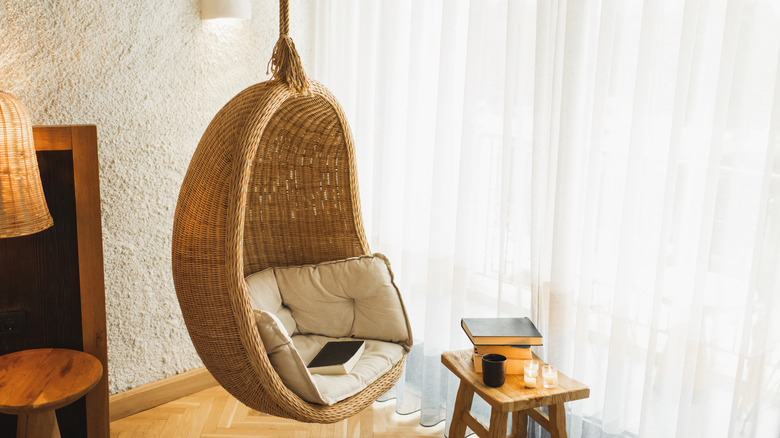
[313,1,780,436]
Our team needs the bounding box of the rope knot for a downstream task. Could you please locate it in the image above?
[267,34,309,95]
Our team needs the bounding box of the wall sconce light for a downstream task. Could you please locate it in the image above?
[0,91,53,238]
[200,0,251,20]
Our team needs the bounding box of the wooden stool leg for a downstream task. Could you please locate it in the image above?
[487,407,508,438]
[512,410,528,438]
[17,410,60,438]
[548,403,567,438]
[449,381,475,438]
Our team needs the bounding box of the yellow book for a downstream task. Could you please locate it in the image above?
[473,354,527,375]
[473,345,532,360]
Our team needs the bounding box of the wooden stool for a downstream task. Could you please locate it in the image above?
[0,348,103,438]
[442,349,589,438]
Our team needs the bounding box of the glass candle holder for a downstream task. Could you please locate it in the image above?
[523,360,538,376]
[523,360,538,388]
[523,373,537,388]
[542,365,558,389]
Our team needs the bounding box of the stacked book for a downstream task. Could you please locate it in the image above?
[461,317,542,375]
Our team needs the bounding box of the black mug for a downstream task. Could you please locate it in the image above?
[482,354,507,387]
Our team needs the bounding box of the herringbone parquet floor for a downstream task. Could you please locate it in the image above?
[110,385,444,437]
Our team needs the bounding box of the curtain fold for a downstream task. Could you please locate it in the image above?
[313,0,780,436]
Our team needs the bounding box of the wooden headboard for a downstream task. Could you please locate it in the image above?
[0,126,108,437]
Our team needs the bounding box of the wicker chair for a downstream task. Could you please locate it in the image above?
[171,1,408,424]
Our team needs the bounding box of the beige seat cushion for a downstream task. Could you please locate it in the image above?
[253,311,406,406]
[293,335,405,405]
[246,254,413,405]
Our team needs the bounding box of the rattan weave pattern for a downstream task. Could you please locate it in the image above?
[243,93,367,274]
[172,79,404,423]
[0,90,53,237]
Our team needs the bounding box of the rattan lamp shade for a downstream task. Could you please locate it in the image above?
[0,91,53,238]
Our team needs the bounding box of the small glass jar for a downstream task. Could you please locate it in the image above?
[523,360,539,388]
[542,365,558,389]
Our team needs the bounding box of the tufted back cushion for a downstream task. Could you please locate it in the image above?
[273,254,412,349]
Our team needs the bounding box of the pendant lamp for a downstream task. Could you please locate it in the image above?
[0,91,53,238]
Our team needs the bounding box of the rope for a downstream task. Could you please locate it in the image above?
[268,0,309,95]
[279,0,289,36]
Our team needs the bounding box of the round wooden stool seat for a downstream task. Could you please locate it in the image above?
[0,348,103,438]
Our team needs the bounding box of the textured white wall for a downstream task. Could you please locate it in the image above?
[0,0,314,394]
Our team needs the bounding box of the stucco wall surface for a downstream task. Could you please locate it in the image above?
[0,0,313,394]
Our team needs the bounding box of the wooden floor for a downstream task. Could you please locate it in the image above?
[110,385,444,437]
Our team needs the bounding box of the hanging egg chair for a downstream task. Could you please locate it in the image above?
[172,0,411,424]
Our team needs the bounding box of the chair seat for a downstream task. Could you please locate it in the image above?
[248,254,412,406]
[293,335,405,405]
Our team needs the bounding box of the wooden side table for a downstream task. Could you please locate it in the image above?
[0,348,103,438]
[442,349,589,438]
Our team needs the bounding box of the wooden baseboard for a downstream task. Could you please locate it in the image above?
[109,366,218,422]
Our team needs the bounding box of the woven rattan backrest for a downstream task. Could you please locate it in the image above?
[243,92,368,274]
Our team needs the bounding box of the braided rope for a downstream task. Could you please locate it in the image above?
[279,0,289,35]
[268,0,309,95]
